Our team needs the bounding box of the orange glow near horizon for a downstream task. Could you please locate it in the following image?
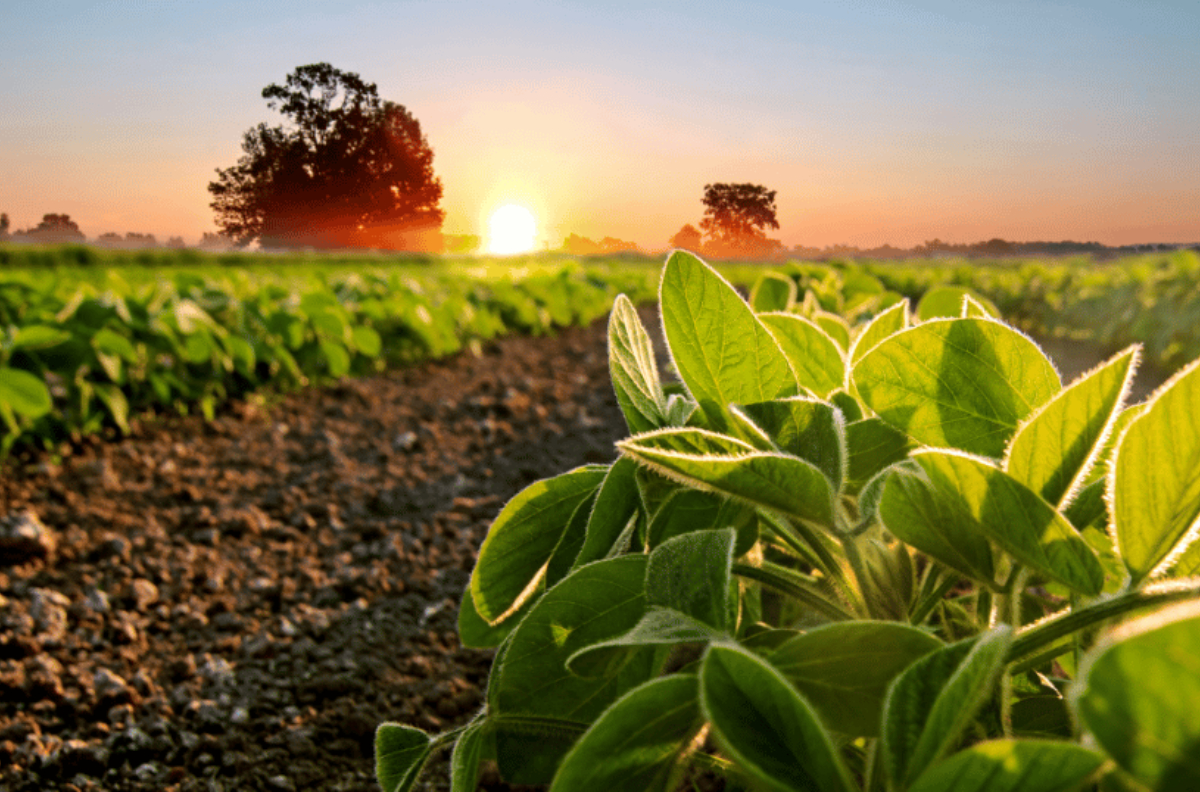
[486,204,538,255]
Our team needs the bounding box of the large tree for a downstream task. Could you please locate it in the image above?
[698,182,780,257]
[208,63,444,250]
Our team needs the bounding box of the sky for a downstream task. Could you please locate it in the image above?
[2,0,1198,251]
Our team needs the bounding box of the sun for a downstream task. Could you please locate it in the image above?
[486,204,538,255]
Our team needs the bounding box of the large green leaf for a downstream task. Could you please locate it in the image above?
[767,621,943,736]
[898,452,1103,595]
[907,739,1103,792]
[457,574,540,649]
[700,644,855,792]
[573,456,641,569]
[375,723,432,792]
[878,462,996,585]
[849,298,908,364]
[609,294,667,434]
[853,318,1060,458]
[1071,600,1200,791]
[646,528,736,631]
[732,397,846,490]
[495,556,655,721]
[759,312,845,398]
[472,466,607,624]
[659,251,797,432]
[750,271,798,313]
[882,627,1013,788]
[618,428,836,530]
[845,417,915,494]
[567,608,723,677]
[916,286,998,321]
[449,718,487,792]
[0,367,52,419]
[1005,346,1136,509]
[1110,357,1200,583]
[550,675,702,792]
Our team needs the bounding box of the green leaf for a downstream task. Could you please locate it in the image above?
[91,327,138,360]
[12,324,71,350]
[829,389,864,422]
[849,298,908,364]
[458,575,540,649]
[1072,601,1200,791]
[550,675,702,792]
[907,739,1103,792]
[878,462,996,584]
[375,723,432,792]
[574,456,641,569]
[700,644,855,792]
[472,466,607,624]
[351,324,383,357]
[496,556,656,722]
[618,428,835,530]
[646,528,736,631]
[567,607,723,677]
[767,621,943,736]
[449,718,487,792]
[95,383,131,434]
[0,367,52,419]
[750,271,798,313]
[813,312,851,352]
[853,318,1060,458]
[319,338,351,377]
[882,627,1013,788]
[1005,346,1137,509]
[732,397,846,491]
[901,451,1104,595]
[659,251,797,432]
[845,417,915,494]
[759,312,845,398]
[546,489,599,587]
[1110,357,1200,583]
[646,488,755,552]
[916,286,998,321]
[609,294,667,434]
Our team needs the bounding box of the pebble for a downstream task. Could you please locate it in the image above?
[93,668,131,702]
[30,588,70,642]
[0,510,56,563]
[128,578,159,611]
[83,587,111,614]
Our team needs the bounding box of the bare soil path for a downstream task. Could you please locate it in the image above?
[0,308,1162,792]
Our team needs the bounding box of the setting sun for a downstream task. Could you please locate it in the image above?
[486,204,537,255]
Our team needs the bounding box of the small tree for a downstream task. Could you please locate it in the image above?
[669,223,702,251]
[208,63,444,250]
[699,182,780,257]
[15,214,85,244]
[0,213,9,239]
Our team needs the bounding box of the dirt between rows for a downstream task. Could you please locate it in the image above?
[0,308,1161,792]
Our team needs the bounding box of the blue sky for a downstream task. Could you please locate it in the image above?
[2,0,1197,247]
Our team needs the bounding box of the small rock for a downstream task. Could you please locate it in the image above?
[30,588,70,642]
[198,655,235,688]
[133,760,166,782]
[83,587,111,615]
[93,668,131,704]
[128,579,159,611]
[267,773,296,791]
[230,706,250,725]
[0,510,55,564]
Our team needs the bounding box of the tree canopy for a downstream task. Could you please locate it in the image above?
[699,183,780,257]
[208,63,444,250]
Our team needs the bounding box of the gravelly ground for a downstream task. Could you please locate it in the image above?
[0,304,1160,792]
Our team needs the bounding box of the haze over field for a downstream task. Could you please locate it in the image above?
[1,0,1197,250]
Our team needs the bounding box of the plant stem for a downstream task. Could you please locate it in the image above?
[732,562,855,622]
[1007,577,1200,664]
[909,570,958,626]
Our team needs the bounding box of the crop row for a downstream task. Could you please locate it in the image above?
[851,250,1200,371]
[0,253,658,458]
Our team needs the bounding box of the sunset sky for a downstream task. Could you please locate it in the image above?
[2,0,1198,250]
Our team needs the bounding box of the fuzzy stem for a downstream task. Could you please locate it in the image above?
[1007,578,1200,665]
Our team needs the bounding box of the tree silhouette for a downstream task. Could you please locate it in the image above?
[208,63,444,250]
[15,214,85,244]
[669,223,702,251]
[699,183,780,257]
[0,213,9,239]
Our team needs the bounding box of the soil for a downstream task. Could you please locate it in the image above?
[0,307,1163,792]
